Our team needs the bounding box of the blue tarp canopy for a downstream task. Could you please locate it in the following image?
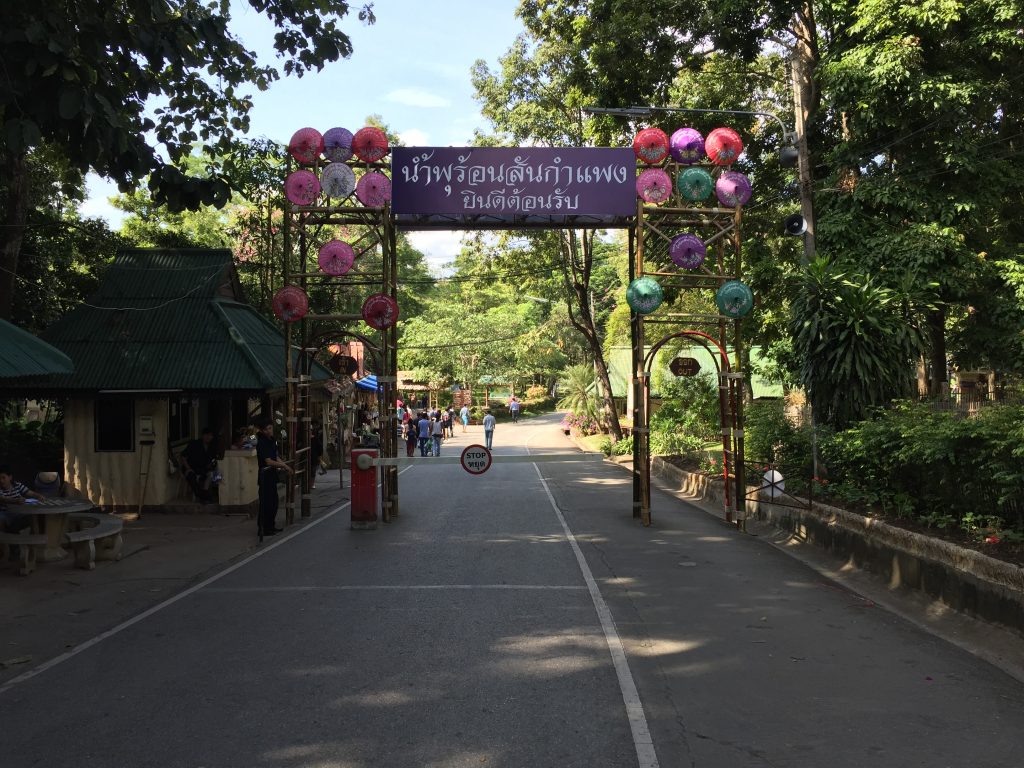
[355,374,379,391]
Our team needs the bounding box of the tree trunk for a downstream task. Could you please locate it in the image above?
[0,151,30,321]
[790,2,820,266]
[927,306,948,396]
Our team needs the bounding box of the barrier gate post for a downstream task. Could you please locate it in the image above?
[351,449,378,529]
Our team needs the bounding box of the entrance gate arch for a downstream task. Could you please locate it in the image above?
[277,128,753,528]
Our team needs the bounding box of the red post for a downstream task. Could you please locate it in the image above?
[351,448,378,529]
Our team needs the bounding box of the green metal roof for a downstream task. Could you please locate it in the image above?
[604,346,783,399]
[37,249,331,393]
[0,317,75,379]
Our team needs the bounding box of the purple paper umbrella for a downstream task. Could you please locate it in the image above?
[636,168,673,204]
[356,171,392,207]
[670,128,705,164]
[670,233,707,270]
[715,171,752,207]
[318,240,355,276]
[284,170,321,206]
[287,128,324,165]
[323,127,354,162]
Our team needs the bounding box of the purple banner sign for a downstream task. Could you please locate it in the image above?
[392,147,636,219]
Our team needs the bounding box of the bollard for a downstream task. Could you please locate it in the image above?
[351,449,378,529]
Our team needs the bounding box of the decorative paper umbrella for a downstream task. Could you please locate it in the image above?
[320,162,356,199]
[705,127,743,165]
[356,171,392,207]
[670,233,707,270]
[636,168,673,204]
[284,170,321,205]
[323,127,354,162]
[626,277,664,315]
[670,128,705,164]
[287,127,324,164]
[677,167,714,201]
[318,239,355,276]
[632,128,670,165]
[352,126,390,163]
[715,280,754,319]
[715,171,752,207]
[361,293,400,330]
[271,285,309,323]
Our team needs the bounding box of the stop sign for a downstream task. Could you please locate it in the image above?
[460,445,492,475]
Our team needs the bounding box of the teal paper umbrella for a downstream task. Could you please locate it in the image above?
[626,277,664,315]
[715,280,754,318]
[677,167,713,201]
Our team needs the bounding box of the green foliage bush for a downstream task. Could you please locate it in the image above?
[744,400,815,495]
[818,402,1024,539]
[649,373,719,460]
[0,418,64,480]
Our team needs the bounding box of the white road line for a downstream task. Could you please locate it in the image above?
[0,501,351,696]
[534,463,660,768]
[203,584,588,593]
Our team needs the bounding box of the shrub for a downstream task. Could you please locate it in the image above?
[560,411,601,436]
[525,385,548,401]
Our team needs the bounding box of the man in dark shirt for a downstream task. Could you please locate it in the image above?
[256,418,293,539]
[180,427,218,503]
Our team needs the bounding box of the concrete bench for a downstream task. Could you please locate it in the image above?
[0,531,48,575]
[64,512,124,571]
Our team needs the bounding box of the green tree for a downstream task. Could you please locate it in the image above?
[0,0,374,318]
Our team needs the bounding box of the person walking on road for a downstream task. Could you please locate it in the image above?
[459,404,470,433]
[482,409,496,450]
[404,419,417,457]
[431,416,444,456]
[417,412,432,457]
[509,397,521,423]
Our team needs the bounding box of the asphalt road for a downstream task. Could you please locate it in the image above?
[1,412,1022,767]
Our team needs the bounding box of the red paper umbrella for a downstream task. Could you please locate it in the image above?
[284,169,320,205]
[715,171,753,207]
[633,127,670,165]
[323,127,354,162]
[361,293,400,330]
[705,127,743,165]
[320,163,356,199]
[356,171,392,207]
[287,127,324,164]
[670,128,705,164]
[271,286,309,323]
[352,126,390,163]
[318,239,355,276]
[636,168,673,204]
[670,233,707,270]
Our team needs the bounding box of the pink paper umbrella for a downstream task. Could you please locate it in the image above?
[318,240,355,276]
[636,168,673,204]
[361,293,400,330]
[320,162,356,199]
[356,171,392,207]
[287,127,324,164]
[284,169,321,205]
[271,286,309,323]
[705,127,744,165]
[670,127,705,164]
[715,171,752,207]
[633,127,670,165]
[352,126,390,163]
[323,127,354,162]
[670,233,707,269]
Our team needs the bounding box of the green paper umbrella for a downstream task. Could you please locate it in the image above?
[626,277,664,315]
[677,167,713,201]
[715,280,754,318]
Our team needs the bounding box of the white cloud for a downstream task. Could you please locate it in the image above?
[406,230,468,273]
[384,88,451,108]
[398,128,431,147]
[80,174,127,228]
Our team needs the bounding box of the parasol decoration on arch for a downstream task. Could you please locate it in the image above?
[284,170,321,206]
[677,167,713,201]
[356,172,392,208]
[670,233,707,270]
[632,127,670,165]
[320,162,356,199]
[715,171,752,208]
[287,127,324,165]
[361,293,400,330]
[351,126,390,163]
[670,128,705,165]
[705,127,743,166]
[636,168,673,205]
[318,240,356,276]
[272,286,310,323]
[323,127,354,162]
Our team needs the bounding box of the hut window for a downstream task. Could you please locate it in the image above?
[95,399,134,452]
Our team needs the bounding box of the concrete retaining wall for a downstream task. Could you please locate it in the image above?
[645,456,1024,636]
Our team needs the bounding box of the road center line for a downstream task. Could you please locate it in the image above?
[534,462,660,768]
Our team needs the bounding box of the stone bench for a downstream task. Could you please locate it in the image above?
[64,512,124,571]
[0,530,49,575]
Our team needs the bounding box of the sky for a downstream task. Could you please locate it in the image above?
[80,0,526,270]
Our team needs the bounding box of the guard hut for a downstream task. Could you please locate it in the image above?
[32,248,333,514]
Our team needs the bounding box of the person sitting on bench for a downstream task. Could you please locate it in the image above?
[180,427,218,503]
[0,465,43,532]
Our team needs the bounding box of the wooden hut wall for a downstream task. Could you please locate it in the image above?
[64,397,173,510]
